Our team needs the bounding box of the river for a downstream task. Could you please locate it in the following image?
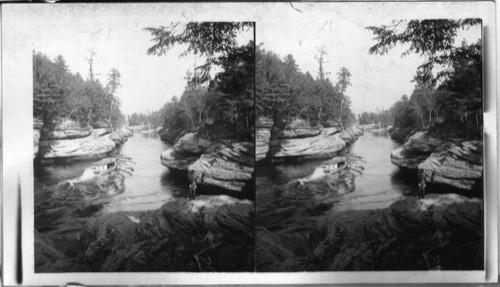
[34,133,189,234]
[35,132,255,272]
[256,130,418,233]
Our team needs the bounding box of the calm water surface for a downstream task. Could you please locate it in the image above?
[35,134,189,216]
[256,131,418,233]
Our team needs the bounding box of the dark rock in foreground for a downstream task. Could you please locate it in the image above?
[78,197,254,272]
[256,194,483,271]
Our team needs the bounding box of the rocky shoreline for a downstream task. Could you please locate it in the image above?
[36,193,254,272]
[256,117,363,163]
[160,133,255,196]
[34,118,133,162]
[390,131,483,195]
[257,194,483,271]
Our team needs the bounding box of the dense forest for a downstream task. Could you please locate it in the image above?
[144,23,255,144]
[256,46,355,128]
[127,109,165,128]
[357,109,392,126]
[367,19,482,141]
[33,51,124,129]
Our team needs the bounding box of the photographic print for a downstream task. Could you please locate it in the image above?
[255,18,484,271]
[30,6,255,272]
[2,2,496,285]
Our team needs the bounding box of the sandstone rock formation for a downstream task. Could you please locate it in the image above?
[419,141,483,190]
[35,119,132,161]
[160,133,212,170]
[77,197,254,272]
[257,194,483,271]
[189,142,254,192]
[390,131,442,169]
[42,119,93,140]
[256,117,355,162]
[161,133,254,193]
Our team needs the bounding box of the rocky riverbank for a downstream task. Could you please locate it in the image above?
[256,117,363,162]
[160,133,254,195]
[256,194,483,271]
[36,177,254,272]
[390,131,483,195]
[34,119,133,162]
[35,149,254,272]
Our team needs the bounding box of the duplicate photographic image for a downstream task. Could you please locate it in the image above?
[32,6,255,272]
[255,19,483,271]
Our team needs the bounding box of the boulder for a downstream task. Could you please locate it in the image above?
[390,131,442,169]
[419,141,483,190]
[42,119,93,140]
[160,133,212,171]
[189,142,254,192]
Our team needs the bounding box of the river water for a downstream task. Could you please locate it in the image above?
[34,133,189,234]
[256,131,418,233]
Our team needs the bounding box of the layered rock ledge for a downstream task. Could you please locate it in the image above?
[390,131,483,192]
[160,133,254,194]
[256,117,362,162]
[390,131,442,169]
[257,194,483,271]
[419,141,483,190]
[35,119,132,161]
[36,196,254,272]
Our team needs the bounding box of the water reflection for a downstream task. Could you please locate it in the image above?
[257,132,418,233]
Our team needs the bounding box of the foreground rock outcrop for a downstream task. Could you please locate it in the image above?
[390,131,442,169]
[419,141,483,190]
[161,133,254,194]
[35,196,254,272]
[256,117,362,162]
[35,119,132,161]
[257,194,483,271]
[78,197,254,272]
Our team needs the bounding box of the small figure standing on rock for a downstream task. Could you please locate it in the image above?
[188,170,197,200]
[418,170,426,199]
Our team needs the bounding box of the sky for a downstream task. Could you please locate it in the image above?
[21,5,253,116]
[258,16,481,114]
[18,4,480,116]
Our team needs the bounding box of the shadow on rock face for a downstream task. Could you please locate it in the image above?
[75,197,254,272]
[256,195,483,271]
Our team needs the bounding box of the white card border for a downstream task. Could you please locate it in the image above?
[1,2,497,285]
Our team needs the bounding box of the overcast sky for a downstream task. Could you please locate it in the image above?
[20,5,253,116]
[259,16,481,114]
[18,4,480,115]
